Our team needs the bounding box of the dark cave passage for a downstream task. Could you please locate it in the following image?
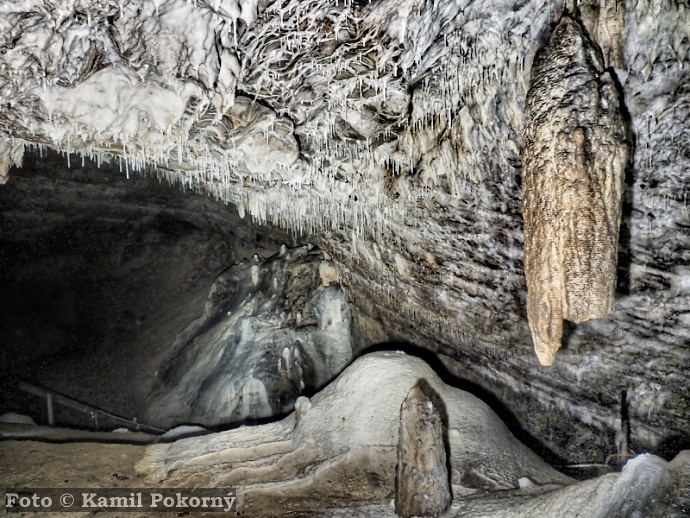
[0,152,295,430]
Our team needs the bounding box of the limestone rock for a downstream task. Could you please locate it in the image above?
[143,247,353,428]
[0,137,22,185]
[641,450,690,517]
[293,396,312,428]
[134,353,689,517]
[0,412,35,425]
[521,16,629,365]
[578,0,627,69]
[140,352,573,515]
[395,385,451,518]
[319,260,341,286]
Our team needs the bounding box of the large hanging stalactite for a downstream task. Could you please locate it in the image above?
[522,15,630,366]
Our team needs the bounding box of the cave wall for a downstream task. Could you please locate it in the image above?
[0,0,688,464]
[0,152,299,426]
[144,245,353,429]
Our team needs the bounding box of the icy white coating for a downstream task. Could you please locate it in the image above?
[0,0,687,236]
[139,352,684,517]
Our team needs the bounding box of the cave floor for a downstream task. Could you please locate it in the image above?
[0,440,148,517]
[0,440,144,490]
[0,439,562,518]
[0,439,397,517]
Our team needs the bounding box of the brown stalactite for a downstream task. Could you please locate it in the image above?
[522,15,629,366]
[579,0,627,70]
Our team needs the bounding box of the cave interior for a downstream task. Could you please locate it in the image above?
[0,0,689,516]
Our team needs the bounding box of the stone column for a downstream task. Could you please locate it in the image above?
[395,384,451,517]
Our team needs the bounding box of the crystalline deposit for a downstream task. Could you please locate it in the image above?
[139,352,687,517]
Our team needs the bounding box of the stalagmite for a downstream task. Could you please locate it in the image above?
[521,15,629,366]
[395,384,451,518]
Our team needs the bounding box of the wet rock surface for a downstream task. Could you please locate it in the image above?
[144,245,353,428]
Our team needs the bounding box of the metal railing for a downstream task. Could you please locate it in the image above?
[18,380,164,434]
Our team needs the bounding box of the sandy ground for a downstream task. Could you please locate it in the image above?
[0,439,151,517]
[0,439,388,517]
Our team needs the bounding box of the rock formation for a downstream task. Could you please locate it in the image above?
[396,384,452,517]
[522,15,629,365]
[578,0,627,70]
[138,352,575,516]
[640,450,690,518]
[0,0,689,476]
[0,137,22,184]
[129,352,686,517]
[144,245,353,428]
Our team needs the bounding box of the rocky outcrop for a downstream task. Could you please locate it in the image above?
[640,450,690,518]
[135,352,688,517]
[396,385,451,518]
[144,245,353,428]
[450,453,684,517]
[522,15,629,365]
[139,352,574,515]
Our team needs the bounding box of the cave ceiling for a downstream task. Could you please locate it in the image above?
[0,0,689,457]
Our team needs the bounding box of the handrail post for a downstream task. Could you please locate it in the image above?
[18,379,164,434]
[46,392,54,426]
